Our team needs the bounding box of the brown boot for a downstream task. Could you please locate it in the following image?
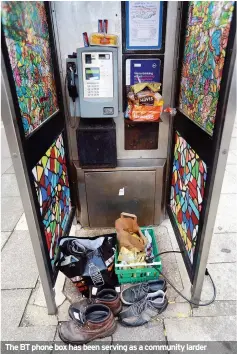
[59,304,116,344]
[94,289,122,315]
[68,289,122,322]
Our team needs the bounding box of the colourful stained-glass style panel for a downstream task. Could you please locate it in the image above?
[32,134,71,268]
[170,132,207,263]
[179,1,234,135]
[1,1,58,136]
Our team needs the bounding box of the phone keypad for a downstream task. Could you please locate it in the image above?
[87,83,100,97]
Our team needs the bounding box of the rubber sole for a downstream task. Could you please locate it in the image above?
[120,285,167,305]
[58,321,117,345]
[118,300,169,327]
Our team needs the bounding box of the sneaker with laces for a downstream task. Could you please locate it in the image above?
[120,279,167,305]
[119,290,168,327]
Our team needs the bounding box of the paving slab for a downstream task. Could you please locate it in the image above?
[21,304,58,326]
[5,164,15,174]
[164,316,237,341]
[227,150,237,165]
[214,194,237,233]
[1,230,38,289]
[208,233,236,263]
[221,165,237,194]
[75,227,116,237]
[1,326,56,343]
[1,197,24,231]
[231,125,237,138]
[192,300,236,317]
[112,321,166,342]
[63,278,81,303]
[28,279,45,307]
[154,225,184,301]
[57,299,71,322]
[161,302,191,318]
[1,158,12,175]
[55,271,66,307]
[200,263,236,301]
[15,213,28,231]
[230,137,237,151]
[1,231,11,249]
[1,289,31,331]
[1,174,20,197]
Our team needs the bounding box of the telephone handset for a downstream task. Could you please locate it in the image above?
[67,63,78,102]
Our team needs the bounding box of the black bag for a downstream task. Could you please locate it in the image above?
[56,234,118,297]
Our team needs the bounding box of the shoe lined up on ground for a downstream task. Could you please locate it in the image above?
[119,289,168,327]
[120,279,167,305]
[69,288,122,322]
[59,304,117,344]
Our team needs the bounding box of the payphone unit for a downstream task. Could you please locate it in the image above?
[76,46,118,118]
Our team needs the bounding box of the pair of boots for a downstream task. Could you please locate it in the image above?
[59,279,168,344]
[58,289,122,344]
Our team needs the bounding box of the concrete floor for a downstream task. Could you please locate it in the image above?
[1,119,237,346]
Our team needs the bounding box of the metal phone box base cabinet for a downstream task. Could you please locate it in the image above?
[75,159,166,228]
[77,47,119,118]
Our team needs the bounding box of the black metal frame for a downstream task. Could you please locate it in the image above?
[1,1,76,284]
[121,1,167,54]
[166,2,236,282]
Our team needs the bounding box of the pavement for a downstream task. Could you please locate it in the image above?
[1,118,237,346]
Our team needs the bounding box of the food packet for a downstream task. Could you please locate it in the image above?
[89,33,118,46]
[127,82,163,122]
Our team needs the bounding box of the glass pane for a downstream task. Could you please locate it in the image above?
[32,134,71,269]
[2,1,58,136]
[170,132,207,263]
[179,1,234,135]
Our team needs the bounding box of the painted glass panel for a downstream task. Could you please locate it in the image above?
[32,134,71,269]
[179,1,234,135]
[170,132,207,263]
[2,1,58,136]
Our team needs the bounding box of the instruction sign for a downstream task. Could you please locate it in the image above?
[126,1,163,50]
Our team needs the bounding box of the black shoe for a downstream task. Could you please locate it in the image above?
[120,279,167,305]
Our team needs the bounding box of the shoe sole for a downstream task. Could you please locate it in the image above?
[58,321,117,345]
[120,285,167,305]
[119,300,169,327]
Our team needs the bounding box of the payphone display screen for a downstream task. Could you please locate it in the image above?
[82,52,114,99]
[85,68,100,81]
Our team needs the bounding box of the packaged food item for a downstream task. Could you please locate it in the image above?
[89,33,118,47]
[103,20,108,34]
[98,20,103,33]
[129,105,163,122]
[82,32,89,47]
[127,82,164,122]
[115,212,147,252]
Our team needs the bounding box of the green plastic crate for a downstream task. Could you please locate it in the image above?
[115,227,162,284]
